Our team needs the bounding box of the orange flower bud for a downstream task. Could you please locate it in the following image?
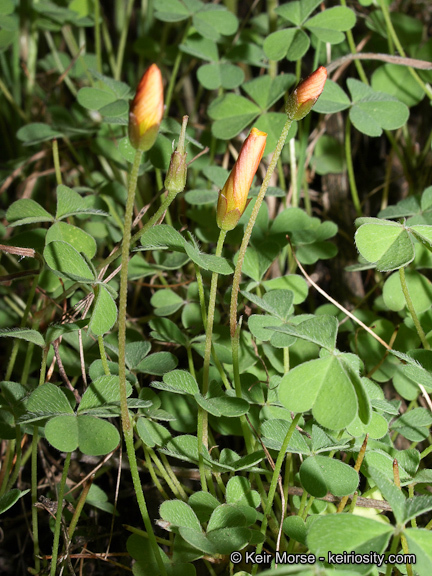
[129,64,164,152]
[286,66,327,121]
[216,127,267,231]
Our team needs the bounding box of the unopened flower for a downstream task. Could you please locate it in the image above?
[164,115,188,193]
[216,127,267,231]
[286,66,327,121]
[129,64,164,152]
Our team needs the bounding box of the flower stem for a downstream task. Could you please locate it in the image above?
[118,148,167,576]
[197,228,227,490]
[252,414,301,575]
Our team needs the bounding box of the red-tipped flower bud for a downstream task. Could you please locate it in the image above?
[164,115,189,193]
[216,127,267,231]
[286,66,327,121]
[129,64,164,152]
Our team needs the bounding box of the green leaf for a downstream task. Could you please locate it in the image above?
[44,240,96,282]
[194,394,249,418]
[180,34,218,62]
[405,529,432,576]
[150,317,188,346]
[87,284,118,336]
[0,489,30,515]
[26,382,74,420]
[242,289,294,321]
[348,79,410,137]
[313,80,351,114]
[78,375,132,414]
[160,499,202,531]
[135,352,178,375]
[278,355,358,430]
[367,466,406,524]
[403,495,432,524]
[6,198,54,227]
[152,370,200,396]
[193,5,238,42]
[140,224,186,251]
[208,94,260,139]
[225,477,260,508]
[270,315,338,351]
[77,87,117,110]
[355,219,414,271]
[262,275,308,304]
[124,341,151,370]
[263,28,309,62]
[45,414,120,455]
[0,327,45,348]
[56,184,103,219]
[16,122,63,145]
[188,492,220,523]
[307,515,393,566]
[372,64,424,107]
[275,0,322,26]
[46,222,96,259]
[261,419,310,455]
[127,536,171,576]
[383,270,432,314]
[136,418,171,448]
[197,62,244,90]
[243,74,295,110]
[300,455,359,497]
[155,0,192,22]
[305,6,356,44]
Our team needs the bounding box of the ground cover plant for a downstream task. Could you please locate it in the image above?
[1,0,432,575]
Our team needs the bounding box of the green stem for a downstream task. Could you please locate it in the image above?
[399,267,430,349]
[385,531,401,576]
[345,116,362,216]
[252,414,301,574]
[68,477,93,540]
[53,139,62,185]
[6,426,22,491]
[31,428,40,574]
[232,325,254,453]
[5,273,39,381]
[164,25,189,115]
[118,149,167,575]
[197,229,227,490]
[230,115,293,338]
[114,0,135,81]
[50,452,72,576]
[94,0,103,75]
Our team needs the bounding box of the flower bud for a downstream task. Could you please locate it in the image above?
[216,127,267,231]
[164,116,188,193]
[129,64,164,152]
[286,66,327,121]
